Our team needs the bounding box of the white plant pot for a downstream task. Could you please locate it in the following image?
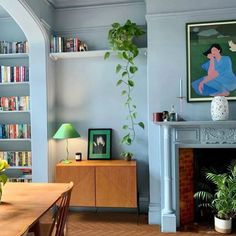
[211,96,229,121]
[214,216,232,234]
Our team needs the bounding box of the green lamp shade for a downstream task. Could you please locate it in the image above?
[53,123,80,139]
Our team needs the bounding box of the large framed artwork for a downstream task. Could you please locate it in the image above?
[87,128,112,160]
[186,20,236,102]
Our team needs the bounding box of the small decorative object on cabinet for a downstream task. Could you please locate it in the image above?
[75,152,82,161]
[53,123,80,164]
[88,128,112,160]
[104,19,145,160]
[55,160,137,208]
[211,96,229,121]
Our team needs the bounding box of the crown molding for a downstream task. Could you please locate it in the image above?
[146,6,236,21]
[46,0,144,9]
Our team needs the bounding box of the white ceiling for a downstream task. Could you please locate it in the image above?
[47,0,144,8]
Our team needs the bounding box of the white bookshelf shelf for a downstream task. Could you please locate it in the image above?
[9,166,31,169]
[0,138,31,142]
[0,82,29,86]
[0,53,28,59]
[0,111,30,114]
[49,48,147,60]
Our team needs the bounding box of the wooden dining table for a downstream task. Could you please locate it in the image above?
[0,182,70,236]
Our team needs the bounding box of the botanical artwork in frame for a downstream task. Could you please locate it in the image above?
[87,129,112,160]
[186,20,236,102]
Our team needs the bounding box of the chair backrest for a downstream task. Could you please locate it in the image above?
[49,182,74,236]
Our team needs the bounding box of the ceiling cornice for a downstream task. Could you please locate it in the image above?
[46,0,144,9]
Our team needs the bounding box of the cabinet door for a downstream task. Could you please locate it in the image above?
[56,166,95,206]
[96,166,137,208]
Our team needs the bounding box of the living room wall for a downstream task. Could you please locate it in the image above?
[146,0,236,224]
[50,1,149,211]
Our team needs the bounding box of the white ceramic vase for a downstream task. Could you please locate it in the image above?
[211,96,229,121]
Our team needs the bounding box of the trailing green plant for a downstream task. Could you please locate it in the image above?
[194,165,236,220]
[104,19,145,158]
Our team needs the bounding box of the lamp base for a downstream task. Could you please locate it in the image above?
[61,159,72,164]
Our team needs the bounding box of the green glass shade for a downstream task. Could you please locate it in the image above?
[53,123,80,139]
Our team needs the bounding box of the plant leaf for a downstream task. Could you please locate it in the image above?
[116,64,122,73]
[122,71,128,78]
[0,174,8,185]
[112,22,120,28]
[116,79,123,86]
[104,51,110,60]
[121,90,127,95]
[130,66,138,74]
[122,125,129,130]
[128,80,134,87]
[138,122,145,129]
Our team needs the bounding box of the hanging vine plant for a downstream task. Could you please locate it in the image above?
[104,19,145,160]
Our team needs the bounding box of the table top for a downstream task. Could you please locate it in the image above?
[0,182,70,236]
[56,159,137,167]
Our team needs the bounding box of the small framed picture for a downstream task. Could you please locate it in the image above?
[88,128,112,160]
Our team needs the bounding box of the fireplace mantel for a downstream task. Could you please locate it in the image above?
[155,120,236,232]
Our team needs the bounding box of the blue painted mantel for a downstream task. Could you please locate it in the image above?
[155,120,236,232]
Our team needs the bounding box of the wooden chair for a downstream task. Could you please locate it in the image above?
[28,182,74,236]
[49,181,73,236]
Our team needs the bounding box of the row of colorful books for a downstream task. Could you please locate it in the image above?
[0,41,29,54]
[50,36,86,53]
[9,178,32,182]
[0,124,31,139]
[0,65,29,83]
[0,96,30,111]
[0,151,31,167]
[8,167,32,182]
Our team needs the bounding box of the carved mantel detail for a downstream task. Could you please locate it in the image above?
[201,128,236,144]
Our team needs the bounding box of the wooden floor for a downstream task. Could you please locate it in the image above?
[66,211,224,236]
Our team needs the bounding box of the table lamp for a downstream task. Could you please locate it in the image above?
[53,123,80,164]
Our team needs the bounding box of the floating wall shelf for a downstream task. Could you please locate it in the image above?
[49,48,147,60]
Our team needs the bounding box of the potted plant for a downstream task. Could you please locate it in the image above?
[104,19,145,160]
[194,165,236,233]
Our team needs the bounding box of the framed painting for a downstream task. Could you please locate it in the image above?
[186,20,236,102]
[87,128,112,160]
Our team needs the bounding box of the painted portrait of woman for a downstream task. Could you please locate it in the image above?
[192,43,236,97]
[187,20,236,101]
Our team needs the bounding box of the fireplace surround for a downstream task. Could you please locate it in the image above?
[155,121,236,232]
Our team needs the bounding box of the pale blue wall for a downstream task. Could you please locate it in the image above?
[146,0,236,224]
[53,2,149,210]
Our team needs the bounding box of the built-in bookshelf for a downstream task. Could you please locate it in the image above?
[0,43,31,181]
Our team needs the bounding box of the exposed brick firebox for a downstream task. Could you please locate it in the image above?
[179,148,194,226]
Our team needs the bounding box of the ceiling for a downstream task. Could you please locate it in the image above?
[0,0,144,18]
[47,0,144,8]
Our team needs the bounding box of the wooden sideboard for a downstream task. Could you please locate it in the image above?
[55,160,137,208]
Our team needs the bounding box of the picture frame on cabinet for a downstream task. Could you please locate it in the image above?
[186,20,236,102]
[88,128,112,160]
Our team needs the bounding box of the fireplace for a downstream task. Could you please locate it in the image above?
[179,148,236,227]
[155,121,236,232]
